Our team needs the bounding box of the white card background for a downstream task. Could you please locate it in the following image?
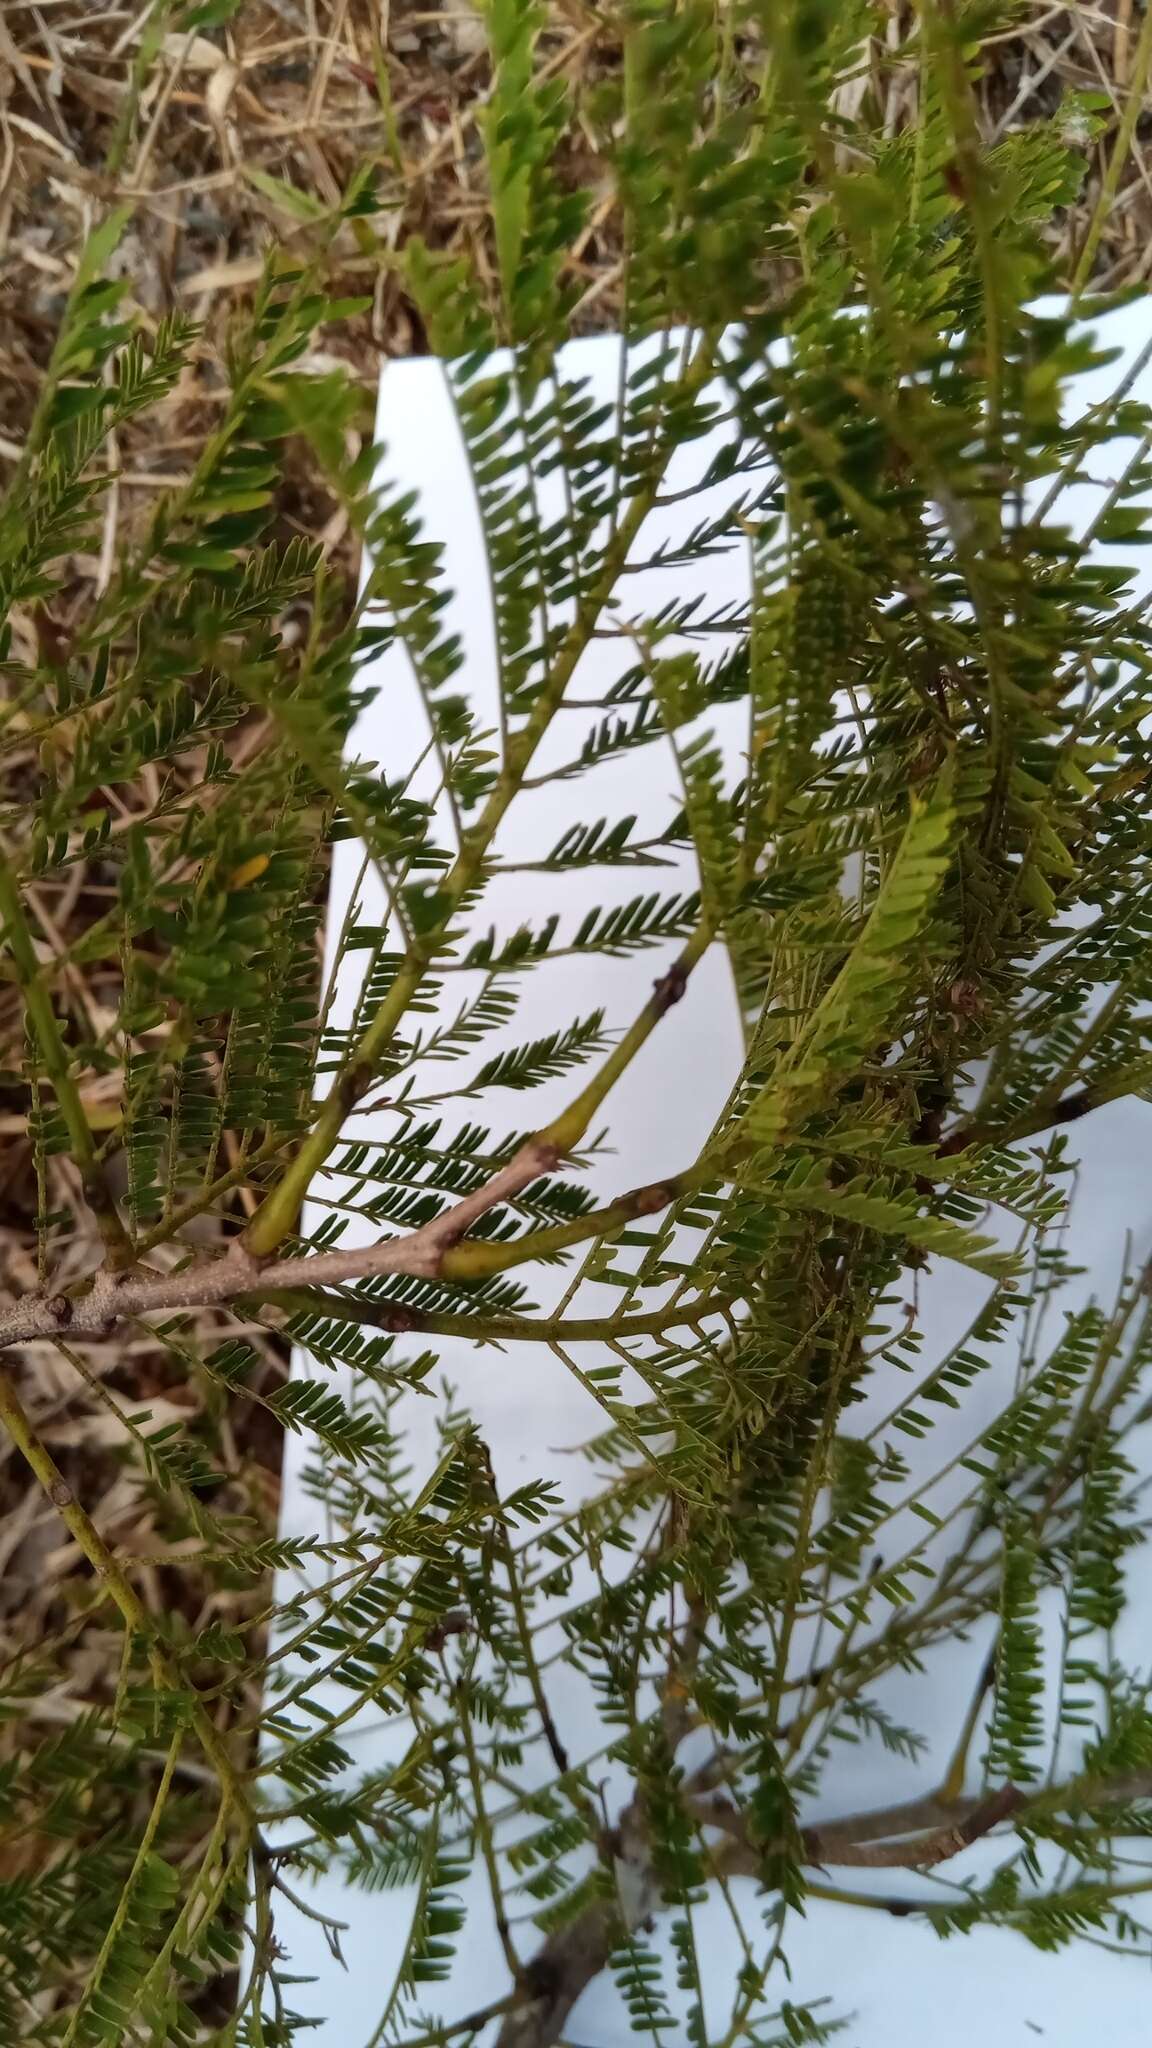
[271,314,1152,2046]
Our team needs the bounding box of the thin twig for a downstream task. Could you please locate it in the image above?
[0,857,133,1262]
[0,1365,249,1818]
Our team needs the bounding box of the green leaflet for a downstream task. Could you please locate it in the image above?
[770,1175,1020,1280]
[735,766,956,1149]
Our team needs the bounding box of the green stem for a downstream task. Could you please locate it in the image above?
[940,1643,998,1803]
[1070,0,1152,298]
[923,0,1003,448]
[768,1348,850,1731]
[500,1523,580,1797]
[0,1367,249,1818]
[1026,977,1134,1113]
[133,1805,245,2032]
[811,1868,1152,1919]
[103,0,173,176]
[0,858,133,1261]
[135,1130,284,1254]
[242,339,719,1259]
[456,1676,526,1986]
[804,1878,928,1913]
[260,1284,734,1344]
[440,1161,709,1282]
[60,1729,184,2048]
[537,924,714,1153]
[365,1996,524,2048]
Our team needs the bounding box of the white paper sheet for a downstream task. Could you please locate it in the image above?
[270,314,1152,2046]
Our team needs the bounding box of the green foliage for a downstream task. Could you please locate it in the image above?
[5,3,1152,2043]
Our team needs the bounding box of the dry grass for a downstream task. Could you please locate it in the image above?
[0,0,1148,1986]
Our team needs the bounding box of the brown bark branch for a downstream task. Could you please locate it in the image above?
[692,1762,1152,1875]
[0,1139,706,1353]
[492,1748,1152,2048]
[495,1901,619,2048]
[494,1802,657,2048]
[0,1128,525,1344]
[494,1779,1027,2048]
[685,1784,1024,1872]
[808,1784,1024,1870]
[936,1059,1152,1157]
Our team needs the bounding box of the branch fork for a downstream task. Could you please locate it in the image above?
[0,1136,564,1354]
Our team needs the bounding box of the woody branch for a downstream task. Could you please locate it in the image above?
[0,1133,704,1354]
